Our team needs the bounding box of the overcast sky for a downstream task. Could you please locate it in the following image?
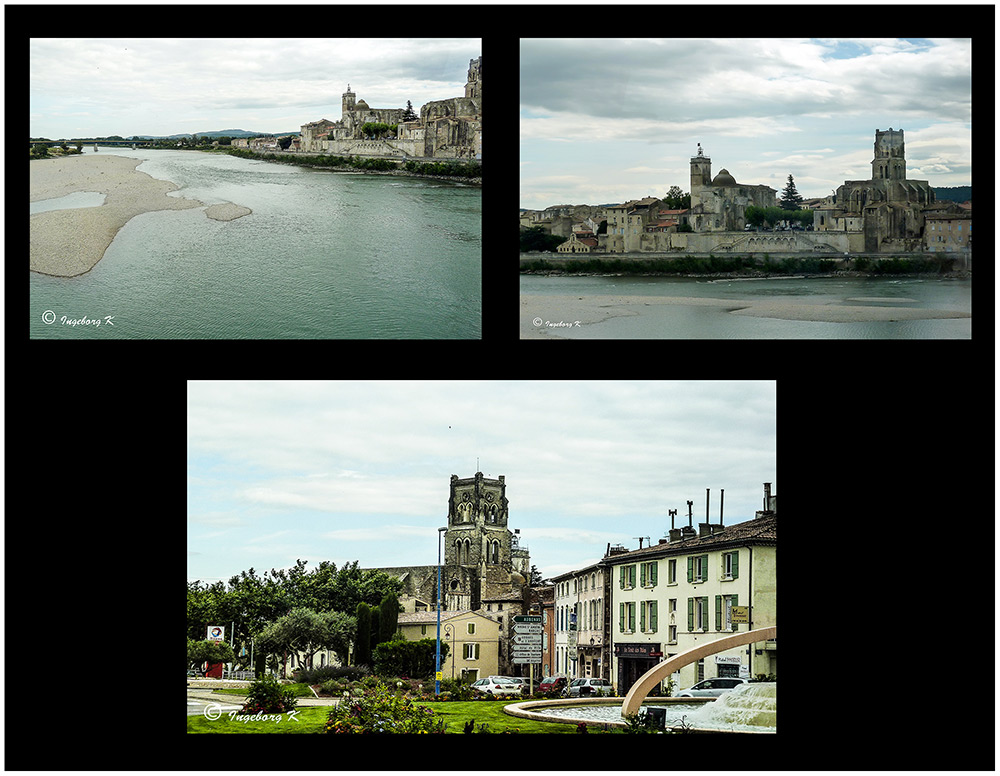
[188,381,776,586]
[520,38,971,208]
[30,38,480,138]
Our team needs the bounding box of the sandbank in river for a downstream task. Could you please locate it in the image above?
[521,292,972,338]
[30,154,251,277]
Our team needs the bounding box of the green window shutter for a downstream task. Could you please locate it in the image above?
[650,563,658,587]
[650,601,658,633]
[687,556,693,583]
[715,595,722,631]
[619,602,625,632]
[640,603,646,632]
[640,563,646,587]
[701,555,709,581]
[731,594,738,631]
[687,598,694,631]
[620,566,625,589]
[628,604,635,633]
[474,643,480,659]
[731,551,739,579]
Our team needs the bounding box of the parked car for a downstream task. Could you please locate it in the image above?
[538,675,567,694]
[563,677,614,697]
[674,677,748,697]
[469,676,522,697]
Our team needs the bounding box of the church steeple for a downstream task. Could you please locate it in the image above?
[342,85,356,117]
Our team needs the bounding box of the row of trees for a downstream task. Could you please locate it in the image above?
[187,559,403,674]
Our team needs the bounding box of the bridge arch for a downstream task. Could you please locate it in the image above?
[621,625,776,717]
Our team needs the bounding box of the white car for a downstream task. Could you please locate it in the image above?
[674,677,748,697]
[469,676,521,697]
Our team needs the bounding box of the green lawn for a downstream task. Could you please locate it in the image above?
[187,698,612,734]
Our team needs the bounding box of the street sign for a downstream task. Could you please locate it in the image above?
[513,634,542,645]
[207,625,225,643]
[513,615,542,623]
[731,606,750,624]
[512,623,542,634]
[512,656,541,664]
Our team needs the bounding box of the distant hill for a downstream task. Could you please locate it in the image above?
[933,186,972,203]
[129,129,299,140]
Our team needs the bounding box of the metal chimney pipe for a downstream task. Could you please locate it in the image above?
[686,500,693,526]
[706,489,710,523]
[720,489,724,525]
[763,482,772,511]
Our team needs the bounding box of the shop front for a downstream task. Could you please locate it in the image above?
[614,642,661,696]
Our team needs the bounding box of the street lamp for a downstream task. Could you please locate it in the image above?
[435,526,447,696]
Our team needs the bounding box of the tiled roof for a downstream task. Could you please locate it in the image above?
[602,513,776,565]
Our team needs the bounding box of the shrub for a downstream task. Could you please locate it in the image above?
[239,674,298,715]
[324,681,446,734]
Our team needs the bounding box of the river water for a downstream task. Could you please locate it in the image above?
[521,274,972,339]
[30,148,481,339]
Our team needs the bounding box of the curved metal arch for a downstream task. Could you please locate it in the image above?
[620,625,776,717]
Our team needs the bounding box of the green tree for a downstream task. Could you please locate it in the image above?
[779,175,804,210]
[355,602,373,667]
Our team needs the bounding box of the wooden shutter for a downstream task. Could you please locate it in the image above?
[687,598,694,631]
[715,596,722,631]
[650,601,658,633]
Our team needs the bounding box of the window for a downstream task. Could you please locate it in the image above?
[640,600,658,633]
[722,551,739,580]
[464,643,480,660]
[620,564,637,589]
[640,561,658,588]
[467,622,476,635]
[619,601,636,633]
[716,594,739,632]
[688,596,709,631]
[688,555,709,583]
[668,558,677,584]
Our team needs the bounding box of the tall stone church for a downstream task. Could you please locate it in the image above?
[374,472,530,672]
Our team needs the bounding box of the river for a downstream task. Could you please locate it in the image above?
[30,148,481,339]
[520,274,971,339]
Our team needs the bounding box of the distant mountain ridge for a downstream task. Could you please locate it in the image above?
[130,129,299,139]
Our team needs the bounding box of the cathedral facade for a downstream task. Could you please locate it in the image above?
[373,471,529,674]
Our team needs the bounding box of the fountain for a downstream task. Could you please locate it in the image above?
[669,682,776,733]
[503,683,775,733]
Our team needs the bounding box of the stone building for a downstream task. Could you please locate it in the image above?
[373,471,529,674]
[816,128,941,252]
[300,56,481,161]
[687,144,777,232]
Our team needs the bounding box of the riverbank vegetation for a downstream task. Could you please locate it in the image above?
[225,147,480,179]
[520,254,965,276]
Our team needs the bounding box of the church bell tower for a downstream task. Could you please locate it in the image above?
[872,127,906,181]
[342,85,356,118]
[690,143,712,210]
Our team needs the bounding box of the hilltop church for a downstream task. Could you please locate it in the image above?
[299,56,481,160]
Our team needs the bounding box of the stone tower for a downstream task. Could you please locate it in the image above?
[872,127,906,181]
[441,472,523,612]
[342,85,356,117]
[465,56,482,101]
[690,144,712,210]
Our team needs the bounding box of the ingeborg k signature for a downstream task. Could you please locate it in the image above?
[41,310,115,327]
[532,317,581,328]
[202,702,301,724]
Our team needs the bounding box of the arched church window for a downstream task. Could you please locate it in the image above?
[488,540,499,565]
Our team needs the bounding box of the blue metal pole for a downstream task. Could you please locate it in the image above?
[435,526,446,696]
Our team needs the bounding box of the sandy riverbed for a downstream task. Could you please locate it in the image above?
[30,154,252,277]
[521,293,971,338]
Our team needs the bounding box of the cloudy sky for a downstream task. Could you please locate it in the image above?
[188,381,776,586]
[30,38,480,138]
[520,38,972,208]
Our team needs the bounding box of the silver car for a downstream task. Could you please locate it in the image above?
[469,676,521,697]
[563,677,614,697]
[674,677,748,697]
